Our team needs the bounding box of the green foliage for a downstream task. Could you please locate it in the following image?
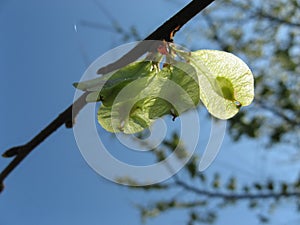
[96,60,200,133]
[74,61,156,105]
[184,50,254,119]
[75,47,254,133]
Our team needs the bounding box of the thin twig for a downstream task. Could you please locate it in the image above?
[174,179,300,201]
[256,11,300,28]
[254,99,299,126]
[0,0,215,193]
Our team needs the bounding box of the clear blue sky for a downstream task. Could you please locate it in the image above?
[1,1,299,225]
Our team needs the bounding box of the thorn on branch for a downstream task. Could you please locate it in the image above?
[2,146,27,158]
[0,182,4,193]
[65,120,74,128]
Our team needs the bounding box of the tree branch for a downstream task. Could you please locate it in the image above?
[0,0,215,193]
[174,179,300,201]
[97,0,215,74]
[256,11,300,28]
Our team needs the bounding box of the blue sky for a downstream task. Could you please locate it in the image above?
[1,1,300,225]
